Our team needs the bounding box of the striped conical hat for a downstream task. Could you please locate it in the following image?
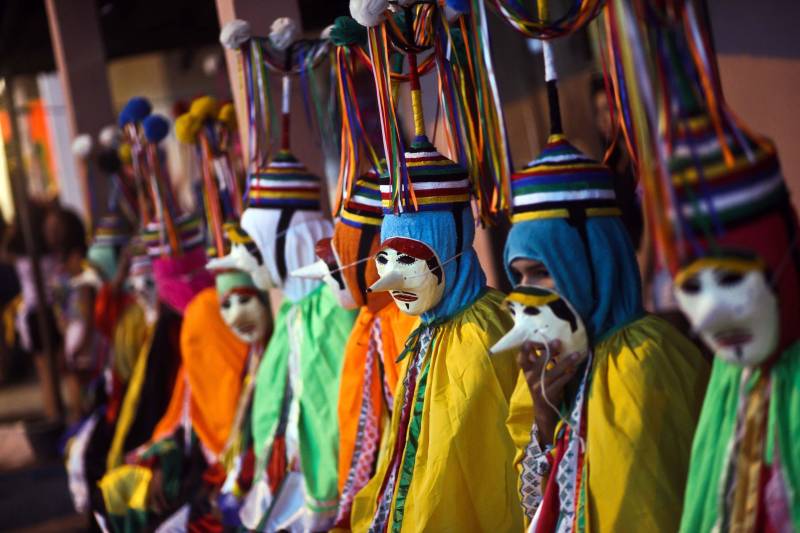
[669,114,786,231]
[246,150,322,211]
[380,137,470,215]
[341,167,383,228]
[92,212,133,247]
[510,134,620,224]
[140,212,205,259]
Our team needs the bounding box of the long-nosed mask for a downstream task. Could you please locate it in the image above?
[291,238,357,310]
[490,285,589,361]
[369,237,445,316]
[206,227,275,291]
[674,253,779,367]
[215,270,270,345]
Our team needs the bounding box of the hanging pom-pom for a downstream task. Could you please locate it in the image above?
[350,0,388,28]
[220,19,251,50]
[331,16,368,46]
[218,103,237,130]
[174,113,201,144]
[143,114,170,143]
[269,17,299,51]
[71,134,93,158]
[118,143,132,164]
[189,95,219,122]
[99,125,120,148]
[97,148,122,175]
[119,97,152,126]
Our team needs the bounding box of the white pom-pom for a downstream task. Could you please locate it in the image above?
[350,0,389,28]
[320,24,334,41]
[269,17,299,51]
[98,125,120,148]
[220,19,251,50]
[71,134,92,158]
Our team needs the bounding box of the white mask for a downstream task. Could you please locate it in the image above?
[219,291,269,345]
[207,242,275,291]
[674,256,779,367]
[290,238,357,310]
[369,238,444,316]
[490,286,589,362]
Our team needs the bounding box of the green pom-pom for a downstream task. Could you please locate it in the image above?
[330,16,367,47]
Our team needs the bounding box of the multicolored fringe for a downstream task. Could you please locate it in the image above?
[493,0,604,39]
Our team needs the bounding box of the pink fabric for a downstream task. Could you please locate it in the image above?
[152,247,213,314]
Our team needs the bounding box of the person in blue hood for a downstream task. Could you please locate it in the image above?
[504,134,709,532]
[350,135,529,531]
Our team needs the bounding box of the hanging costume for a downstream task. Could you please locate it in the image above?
[667,87,800,533]
[292,169,417,529]
[238,150,356,530]
[504,135,709,532]
[347,2,530,528]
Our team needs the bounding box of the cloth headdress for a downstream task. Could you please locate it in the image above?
[333,168,391,309]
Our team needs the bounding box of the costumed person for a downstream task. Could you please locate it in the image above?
[64,208,137,520]
[292,169,417,529]
[349,2,528,530]
[289,17,418,528]
[211,232,274,529]
[99,103,212,506]
[642,3,800,529]
[502,38,709,528]
[98,95,252,532]
[215,17,355,531]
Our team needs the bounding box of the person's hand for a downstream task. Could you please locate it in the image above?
[516,340,582,446]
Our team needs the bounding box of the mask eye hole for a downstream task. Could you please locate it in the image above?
[717,270,744,287]
[221,298,232,310]
[680,276,701,295]
[523,306,540,316]
[506,303,516,316]
[397,254,417,265]
[376,252,388,265]
[239,295,252,304]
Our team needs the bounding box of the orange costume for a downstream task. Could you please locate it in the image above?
[327,173,417,529]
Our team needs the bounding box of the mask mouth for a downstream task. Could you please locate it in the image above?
[234,322,258,336]
[391,291,418,302]
[713,328,753,348]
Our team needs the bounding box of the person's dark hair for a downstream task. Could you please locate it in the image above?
[56,208,88,259]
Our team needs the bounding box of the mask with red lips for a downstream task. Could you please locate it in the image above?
[370,237,445,316]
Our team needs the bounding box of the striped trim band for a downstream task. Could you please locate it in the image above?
[511,134,619,222]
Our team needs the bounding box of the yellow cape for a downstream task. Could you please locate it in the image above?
[510,314,709,532]
[351,289,529,532]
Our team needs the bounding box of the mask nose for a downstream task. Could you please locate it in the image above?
[691,298,723,334]
[206,254,237,272]
[489,323,530,355]
[368,271,405,292]
[290,260,329,280]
